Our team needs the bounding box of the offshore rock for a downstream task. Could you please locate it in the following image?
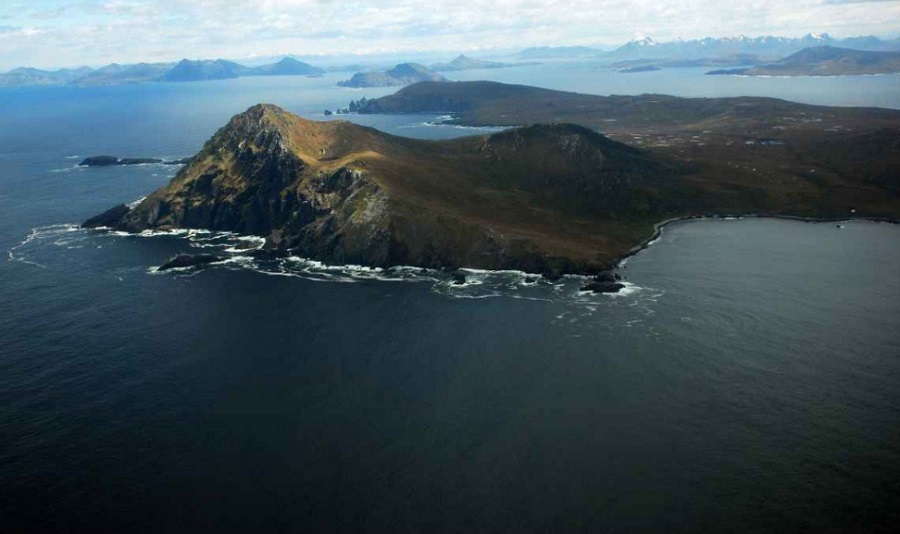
[157,253,226,271]
[580,281,625,293]
[82,204,131,228]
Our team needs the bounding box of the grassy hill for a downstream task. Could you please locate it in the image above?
[353,81,900,221]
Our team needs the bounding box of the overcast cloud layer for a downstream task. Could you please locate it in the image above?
[1,0,899,69]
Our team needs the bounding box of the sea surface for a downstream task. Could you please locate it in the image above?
[1,67,899,532]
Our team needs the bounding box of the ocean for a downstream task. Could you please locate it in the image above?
[2,67,899,532]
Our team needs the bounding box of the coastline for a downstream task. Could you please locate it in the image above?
[80,211,898,285]
[615,213,900,267]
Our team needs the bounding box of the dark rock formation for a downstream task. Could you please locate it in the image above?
[580,281,625,293]
[82,204,131,228]
[592,270,621,284]
[79,156,120,167]
[78,156,189,166]
[157,253,227,271]
[118,158,164,165]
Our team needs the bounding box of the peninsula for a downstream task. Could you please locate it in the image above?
[85,84,900,277]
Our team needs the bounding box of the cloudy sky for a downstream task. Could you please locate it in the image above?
[1,0,899,69]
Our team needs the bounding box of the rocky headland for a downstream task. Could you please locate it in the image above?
[83,103,698,277]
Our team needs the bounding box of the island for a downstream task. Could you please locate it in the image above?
[78,156,191,166]
[430,55,514,72]
[619,65,662,73]
[706,46,900,76]
[337,63,446,88]
[84,93,900,278]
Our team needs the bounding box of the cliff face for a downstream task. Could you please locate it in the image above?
[116,105,398,266]
[90,104,685,274]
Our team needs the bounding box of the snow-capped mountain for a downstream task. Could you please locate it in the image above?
[603,33,900,61]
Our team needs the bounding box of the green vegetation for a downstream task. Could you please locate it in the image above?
[354,81,900,220]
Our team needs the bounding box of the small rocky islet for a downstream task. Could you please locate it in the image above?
[78,156,191,167]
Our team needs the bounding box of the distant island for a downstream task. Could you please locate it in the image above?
[78,156,191,167]
[619,65,662,73]
[707,46,900,76]
[85,85,900,278]
[337,63,446,88]
[430,55,515,71]
[0,57,325,88]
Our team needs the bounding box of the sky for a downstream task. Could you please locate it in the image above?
[1,0,899,70]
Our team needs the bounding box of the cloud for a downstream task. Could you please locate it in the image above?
[1,0,899,70]
[822,0,899,3]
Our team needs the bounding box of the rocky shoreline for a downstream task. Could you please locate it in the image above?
[84,210,899,294]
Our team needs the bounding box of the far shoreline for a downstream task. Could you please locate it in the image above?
[615,213,900,267]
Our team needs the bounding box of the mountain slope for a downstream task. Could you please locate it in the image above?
[75,62,173,86]
[708,46,900,76]
[159,59,243,81]
[0,66,92,87]
[243,57,325,76]
[351,81,900,221]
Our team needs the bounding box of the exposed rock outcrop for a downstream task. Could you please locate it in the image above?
[78,156,190,167]
[82,204,131,228]
[157,253,226,271]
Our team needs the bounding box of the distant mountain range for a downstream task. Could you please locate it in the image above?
[0,57,324,88]
[337,63,446,88]
[5,33,900,89]
[707,46,900,77]
[515,33,900,63]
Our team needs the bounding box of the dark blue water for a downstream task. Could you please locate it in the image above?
[2,72,900,533]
